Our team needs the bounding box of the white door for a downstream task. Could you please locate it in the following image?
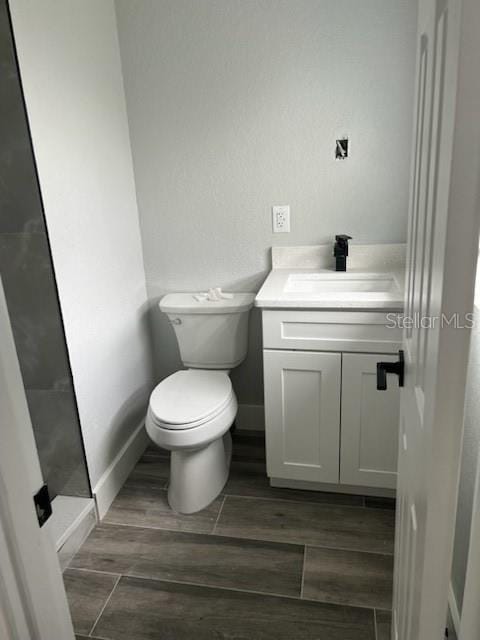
[0,279,75,640]
[264,349,341,483]
[394,0,480,638]
[340,353,399,489]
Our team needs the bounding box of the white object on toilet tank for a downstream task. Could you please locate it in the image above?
[159,292,255,369]
[193,287,234,302]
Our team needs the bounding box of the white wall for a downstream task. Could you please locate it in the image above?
[10,1,153,502]
[115,0,418,406]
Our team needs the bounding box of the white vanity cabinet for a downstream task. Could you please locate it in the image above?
[340,353,399,489]
[264,350,341,484]
[262,310,402,494]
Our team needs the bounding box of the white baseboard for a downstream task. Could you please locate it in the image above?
[46,496,95,551]
[236,404,265,431]
[93,421,149,519]
[448,581,461,635]
[53,498,96,571]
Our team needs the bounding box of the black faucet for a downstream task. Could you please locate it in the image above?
[333,235,352,271]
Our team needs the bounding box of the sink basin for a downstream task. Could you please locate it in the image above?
[281,273,401,301]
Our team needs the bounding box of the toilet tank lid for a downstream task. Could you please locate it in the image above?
[159,292,255,314]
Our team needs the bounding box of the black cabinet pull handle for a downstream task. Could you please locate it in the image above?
[377,350,405,390]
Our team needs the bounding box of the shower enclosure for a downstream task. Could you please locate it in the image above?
[0,0,92,554]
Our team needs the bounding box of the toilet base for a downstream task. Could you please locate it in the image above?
[167,431,232,514]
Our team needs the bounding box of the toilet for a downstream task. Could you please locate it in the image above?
[145,292,255,514]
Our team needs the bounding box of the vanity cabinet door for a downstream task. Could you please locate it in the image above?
[264,349,341,484]
[340,353,399,489]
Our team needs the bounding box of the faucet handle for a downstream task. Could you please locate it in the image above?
[335,234,352,242]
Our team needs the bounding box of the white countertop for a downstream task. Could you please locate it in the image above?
[255,244,406,311]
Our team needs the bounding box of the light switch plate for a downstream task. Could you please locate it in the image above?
[272,205,290,233]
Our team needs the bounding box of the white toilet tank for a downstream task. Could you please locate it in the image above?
[159,293,255,369]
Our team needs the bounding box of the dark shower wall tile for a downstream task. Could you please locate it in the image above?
[0,233,71,389]
[0,1,45,234]
[26,389,90,499]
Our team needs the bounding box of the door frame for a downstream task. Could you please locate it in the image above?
[0,278,75,640]
[459,440,480,639]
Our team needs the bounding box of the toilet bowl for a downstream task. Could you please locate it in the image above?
[146,369,237,513]
[146,292,254,514]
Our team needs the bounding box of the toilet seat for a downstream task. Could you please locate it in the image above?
[146,390,237,451]
[149,370,233,430]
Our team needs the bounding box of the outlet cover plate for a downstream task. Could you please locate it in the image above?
[272,205,290,233]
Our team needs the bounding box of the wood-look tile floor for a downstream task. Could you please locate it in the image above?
[66,430,396,640]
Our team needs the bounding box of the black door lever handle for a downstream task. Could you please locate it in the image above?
[377,350,404,390]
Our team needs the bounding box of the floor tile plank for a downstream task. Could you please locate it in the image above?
[64,568,119,635]
[365,496,396,510]
[71,522,304,597]
[226,460,364,505]
[124,454,170,491]
[104,486,223,533]
[144,443,169,458]
[303,546,393,609]
[215,496,395,553]
[94,576,376,640]
[231,430,266,462]
[375,610,393,640]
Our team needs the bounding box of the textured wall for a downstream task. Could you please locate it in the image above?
[451,307,480,613]
[10,0,153,490]
[115,0,418,405]
[0,0,89,498]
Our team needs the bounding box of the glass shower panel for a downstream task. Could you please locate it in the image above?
[0,0,90,499]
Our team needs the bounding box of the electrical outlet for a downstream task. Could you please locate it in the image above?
[272,205,290,233]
